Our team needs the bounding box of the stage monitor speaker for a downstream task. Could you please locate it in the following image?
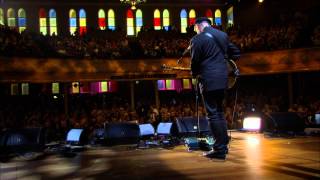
[139,123,155,137]
[2,128,46,154]
[66,128,88,145]
[104,123,140,145]
[175,116,210,136]
[266,112,305,134]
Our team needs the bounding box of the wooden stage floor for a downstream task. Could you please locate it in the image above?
[1,132,319,180]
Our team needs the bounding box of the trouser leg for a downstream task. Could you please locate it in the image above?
[202,89,229,154]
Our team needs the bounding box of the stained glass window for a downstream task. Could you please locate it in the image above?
[49,9,57,35]
[39,8,47,35]
[227,6,234,27]
[11,83,19,95]
[136,9,143,34]
[215,9,222,26]
[154,9,161,30]
[0,9,4,25]
[108,9,115,30]
[69,9,77,35]
[52,83,59,94]
[189,9,196,26]
[163,9,170,31]
[165,80,175,90]
[206,9,213,24]
[180,9,187,33]
[21,83,29,95]
[18,8,26,33]
[7,8,16,27]
[100,81,108,92]
[72,82,80,94]
[182,79,191,89]
[127,9,134,36]
[79,9,87,35]
[157,80,165,90]
[98,9,106,30]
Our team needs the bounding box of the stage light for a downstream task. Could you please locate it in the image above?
[243,116,261,131]
[258,0,264,3]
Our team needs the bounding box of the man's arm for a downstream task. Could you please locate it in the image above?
[190,38,202,77]
[227,42,240,61]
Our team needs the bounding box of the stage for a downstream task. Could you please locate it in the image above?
[1,132,319,179]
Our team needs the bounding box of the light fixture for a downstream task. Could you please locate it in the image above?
[243,116,262,131]
[120,0,146,10]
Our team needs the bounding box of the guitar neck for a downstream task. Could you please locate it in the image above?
[170,67,191,71]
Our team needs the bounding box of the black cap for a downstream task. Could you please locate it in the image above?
[195,17,212,25]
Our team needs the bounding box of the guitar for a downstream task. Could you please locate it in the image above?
[161,59,239,89]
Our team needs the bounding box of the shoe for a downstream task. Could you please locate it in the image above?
[203,150,226,160]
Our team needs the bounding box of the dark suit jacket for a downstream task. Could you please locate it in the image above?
[190,26,240,91]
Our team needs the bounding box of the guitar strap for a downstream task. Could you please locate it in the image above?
[204,31,240,77]
[204,31,228,60]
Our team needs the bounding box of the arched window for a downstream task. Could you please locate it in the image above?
[153,9,161,30]
[215,9,222,26]
[227,6,234,27]
[0,8,4,25]
[163,9,170,31]
[49,9,57,35]
[39,8,47,35]
[98,9,106,30]
[79,9,87,35]
[180,9,187,33]
[136,9,143,34]
[108,9,115,30]
[18,8,26,33]
[7,8,16,27]
[189,9,196,26]
[206,9,213,24]
[126,9,134,35]
[69,9,77,35]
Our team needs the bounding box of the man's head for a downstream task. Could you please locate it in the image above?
[194,17,212,34]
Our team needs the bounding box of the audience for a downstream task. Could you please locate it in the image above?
[0,11,318,59]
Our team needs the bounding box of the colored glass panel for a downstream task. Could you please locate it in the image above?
[100,81,108,92]
[215,9,222,26]
[7,8,16,27]
[183,79,191,89]
[18,8,26,33]
[166,80,174,90]
[79,9,87,35]
[157,80,165,90]
[0,9,4,25]
[69,9,77,35]
[163,9,170,31]
[227,6,234,27]
[49,9,57,35]
[98,9,106,30]
[180,9,187,33]
[206,9,213,24]
[39,8,47,35]
[72,82,80,94]
[127,9,134,35]
[154,9,161,30]
[136,9,143,34]
[21,83,29,95]
[108,9,115,30]
[189,9,196,25]
[52,83,59,94]
[11,83,19,95]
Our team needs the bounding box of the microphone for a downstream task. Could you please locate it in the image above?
[177,46,191,64]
